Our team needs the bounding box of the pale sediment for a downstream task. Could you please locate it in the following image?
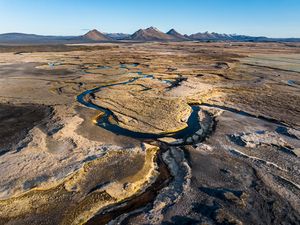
[0,144,160,225]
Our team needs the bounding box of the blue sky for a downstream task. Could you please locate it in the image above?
[0,0,299,37]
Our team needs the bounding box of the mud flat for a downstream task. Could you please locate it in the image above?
[0,42,299,224]
[0,103,51,156]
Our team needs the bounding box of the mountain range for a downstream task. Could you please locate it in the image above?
[0,27,299,44]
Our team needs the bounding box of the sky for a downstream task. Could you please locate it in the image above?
[0,0,299,38]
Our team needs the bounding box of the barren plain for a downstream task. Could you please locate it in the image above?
[0,42,299,225]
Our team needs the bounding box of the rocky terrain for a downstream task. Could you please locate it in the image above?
[0,41,299,225]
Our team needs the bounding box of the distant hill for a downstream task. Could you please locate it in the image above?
[189,32,228,40]
[0,33,77,44]
[187,31,300,42]
[106,33,131,40]
[82,29,112,41]
[130,27,174,41]
[166,29,189,41]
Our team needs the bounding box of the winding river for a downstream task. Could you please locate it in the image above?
[77,63,202,141]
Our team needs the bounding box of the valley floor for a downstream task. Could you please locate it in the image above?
[0,42,299,225]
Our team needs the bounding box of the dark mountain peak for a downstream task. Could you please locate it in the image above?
[167,29,189,40]
[135,29,144,34]
[145,26,160,32]
[89,29,99,33]
[167,29,178,35]
[84,29,100,36]
[83,29,112,41]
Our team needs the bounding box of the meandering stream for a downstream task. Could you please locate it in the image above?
[77,63,202,141]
